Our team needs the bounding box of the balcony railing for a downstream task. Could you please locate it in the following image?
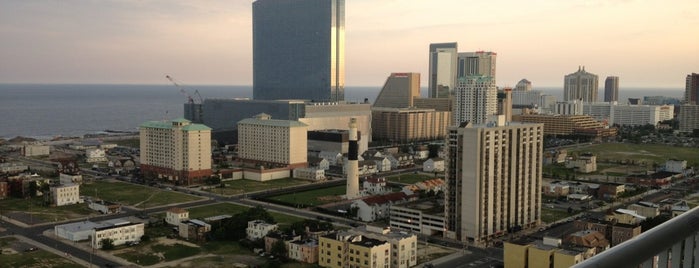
[572,206,699,268]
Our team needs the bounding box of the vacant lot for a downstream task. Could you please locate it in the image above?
[541,208,574,224]
[187,203,250,219]
[0,197,95,223]
[268,185,346,207]
[206,178,311,196]
[0,237,82,268]
[81,180,202,208]
[567,143,699,167]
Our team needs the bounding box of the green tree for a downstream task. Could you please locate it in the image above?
[101,238,115,250]
[270,240,287,260]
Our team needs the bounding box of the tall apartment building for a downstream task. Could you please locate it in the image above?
[372,107,450,142]
[679,105,699,133]
[373,73,420,108]
[515,79,532,91]
[372,72,451,142]
[684,73,699,104]
[604,76,619,102]
[457,51,497,79]
[454,75,497,125]
[497,88,513,122]
[139,118,212,185]
[252,0,345,102]
[428,42,458,98]
[564,66,599,102]
[445,116,543,246]
[238,114,308,168]
[554,100,584,115]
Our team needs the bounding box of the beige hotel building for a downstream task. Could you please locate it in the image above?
[238,113,308,169]
[446,115,543,247]
[139,118,212,185]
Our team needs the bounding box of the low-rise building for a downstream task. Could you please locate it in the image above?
[247,220,278,241]
[88,200,122,214]
[59,173,83,185]
[625,171,675,188]
[318,232,391,268]
[565,153,597,173]
[166,207,189,226]
[288,239,319,264]
[597,183,625,200]
[92,220,145,249]
[363,177,391,195]
[352,192,415,222]
[573,219,641,246]
[627,202,660,219]
[0,181,8,200]
[293,167,325,181]
[179,219,211,242]
[0,163,28,175]
[543,181,571,197]
[22,144,50,157]
[85,148,107,163]
[390,199,446,236]
[264,232,300,254]
[50,183,82,206]
[350,226,418,268]
[422,158,445,173]
[665,159,687,173]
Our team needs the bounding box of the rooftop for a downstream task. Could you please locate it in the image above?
[350,237,388,248]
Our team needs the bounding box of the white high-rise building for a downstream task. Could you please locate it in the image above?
[445,116,543,246]
[454,75,497,125]
[457,51,496,79]
[564,66,599,102]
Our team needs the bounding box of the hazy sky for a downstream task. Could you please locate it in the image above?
[1,0,697,88]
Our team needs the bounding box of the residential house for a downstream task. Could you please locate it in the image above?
[85,148,107,163]
[565,153,597,173]
[264,232,300,254]
[422,157,445,173]
[88,200,122,214]
[247,220,278,241]
[386,153,414,169]
[288,239,319,264]
[50,183,82,206]
[363,177,391,195]
[364,156,392,172]
[351,192,416,222]
[413,146,429,160]
[166,207,189,225]
[179,219,211,242]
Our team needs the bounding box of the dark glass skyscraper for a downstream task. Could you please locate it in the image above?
[253,0,345,102]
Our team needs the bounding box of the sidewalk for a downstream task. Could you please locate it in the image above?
[12,234,90,267]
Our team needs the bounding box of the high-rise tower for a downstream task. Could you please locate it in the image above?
[428,42,458,98]
[253,0,345,102]
[604,76,619,102]
[685,73,699,104]
[457,51,497,79]
[453,75,497,126]
[373,73,420,108]
[445,116,543,246]
[564,66,599,102]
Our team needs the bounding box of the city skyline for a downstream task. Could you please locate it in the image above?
[0,0,697,88]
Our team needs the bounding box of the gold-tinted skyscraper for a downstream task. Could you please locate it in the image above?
[253,0,345,102]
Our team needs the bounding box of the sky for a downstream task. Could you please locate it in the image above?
[0,0,697,88]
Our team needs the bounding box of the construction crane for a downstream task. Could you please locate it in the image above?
[166,75,203,104]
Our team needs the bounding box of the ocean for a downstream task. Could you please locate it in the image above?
[0,84,683,139]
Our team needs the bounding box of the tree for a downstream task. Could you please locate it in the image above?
[101,238,115,250]
[213,206,276,241]
[270,240,287,261]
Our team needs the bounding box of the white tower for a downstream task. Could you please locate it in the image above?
[345,118,360,199]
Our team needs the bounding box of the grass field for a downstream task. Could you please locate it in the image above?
[187,203,250,219]
[112,138,140,148]
[568,143,699,167]
[0,197,96,222]
[267,185,346,207]
[80,180,202,208]
[541,208,573,224]
[206,178,311,195]
[386,173,434,184]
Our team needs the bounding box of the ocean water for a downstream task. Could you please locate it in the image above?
[0,84,682,139]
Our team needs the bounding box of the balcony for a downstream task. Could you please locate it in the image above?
[572,206,699,268]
